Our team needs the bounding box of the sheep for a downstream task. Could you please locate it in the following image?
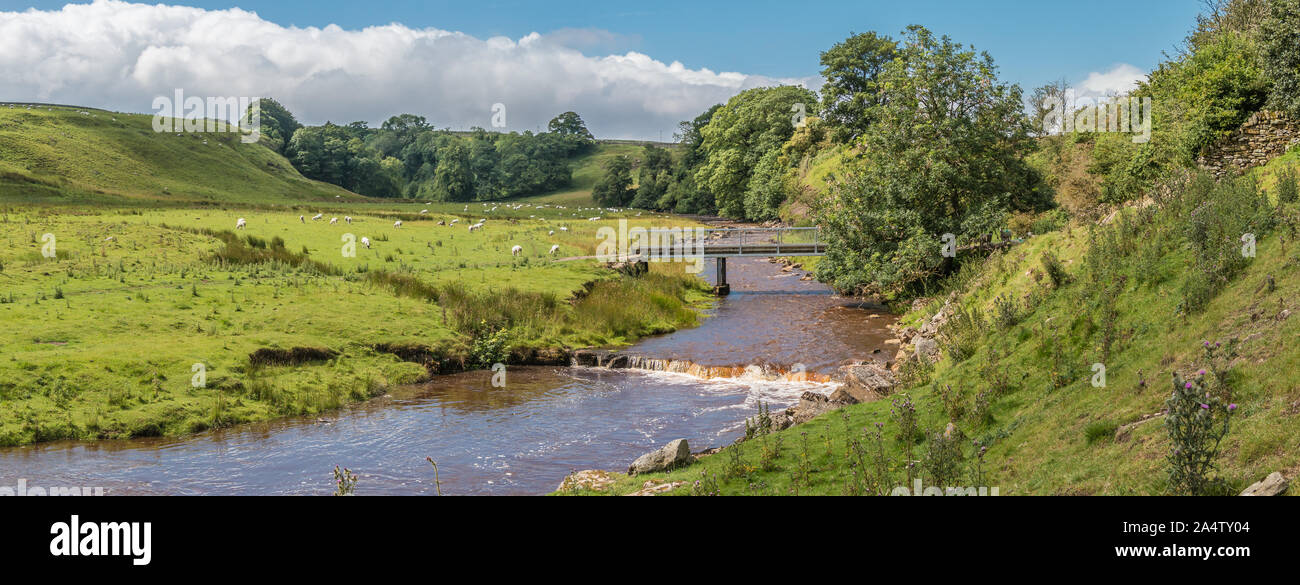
[559,226,569,232]
[312,213,323,221]
[235,218,246,230]
[105,236,115,242]
[548,230,555,236]
[300,215,305,223]
[549,244,560,255]
[393,220,402,228]
[468,223,483,232]
[450,219,459,225]
[329,217,338,225]
[345,216,352,224]
[588,217,601,221]
[511,245,523,256]
[420,209,428,214]
[361,237,371,249]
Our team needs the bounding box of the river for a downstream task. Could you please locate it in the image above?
[0,256,896,495]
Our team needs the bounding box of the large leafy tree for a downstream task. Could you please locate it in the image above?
[592,155,635,206]
[817,31,898,143]
[695,85,817,219]
[815,26,1047,296]
[1262,0,1300,118]
[247,98,302,154]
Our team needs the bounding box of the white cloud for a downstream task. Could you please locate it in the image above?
[1076,63,1146,99]
[0,0,815,140]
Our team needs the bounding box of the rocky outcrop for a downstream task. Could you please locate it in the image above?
[628,439,692,475]
[626,479,685,496]
[1240,472,1289,496]
[1198,110,1300,178]
[556,469,619,493]
[833,363,896,403]
[1114,413,1164,443]
[790,391,858,425]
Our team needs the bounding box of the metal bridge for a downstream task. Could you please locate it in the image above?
[656,227,825,296]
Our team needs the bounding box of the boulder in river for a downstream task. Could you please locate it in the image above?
[628,439,692,475]
[833,363,896,403]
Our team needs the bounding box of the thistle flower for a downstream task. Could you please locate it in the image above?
[1228,403,1238,412]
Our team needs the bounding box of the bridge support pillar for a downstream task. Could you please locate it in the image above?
[712,257,730,296]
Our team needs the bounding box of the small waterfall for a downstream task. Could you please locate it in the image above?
[603,355,833,383]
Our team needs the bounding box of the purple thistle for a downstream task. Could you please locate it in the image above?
[1228,403,1238,412]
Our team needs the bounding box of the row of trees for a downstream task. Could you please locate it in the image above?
[254,101,596,201]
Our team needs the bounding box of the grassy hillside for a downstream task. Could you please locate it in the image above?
[561,145,1300,496]
[0,105,359,205]
[517,142,665,207]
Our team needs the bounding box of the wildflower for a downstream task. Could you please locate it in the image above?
[1197,369,1206,376]
[1185,382,1193,389]
[1200,404,1209,409]
[1228,403,1238,412]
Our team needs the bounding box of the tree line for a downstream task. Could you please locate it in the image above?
[252,101,596,201]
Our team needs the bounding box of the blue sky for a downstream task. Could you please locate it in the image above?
[9,0,1204,87]
[1,1,1208,138]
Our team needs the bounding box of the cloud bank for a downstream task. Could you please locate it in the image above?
[1076,63,1147,99]
[0,0,815,140]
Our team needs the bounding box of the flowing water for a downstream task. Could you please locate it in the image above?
[0,257,896,495]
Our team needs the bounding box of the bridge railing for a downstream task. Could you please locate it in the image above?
[700,226,824,257]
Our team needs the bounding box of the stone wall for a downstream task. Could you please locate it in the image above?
[1198,110,1300,178]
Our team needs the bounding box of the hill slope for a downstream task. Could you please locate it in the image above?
[0,105,359,205]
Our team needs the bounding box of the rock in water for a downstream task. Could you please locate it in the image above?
[834,363,896,403]
[628,439,691,475]
[1240,472,1288,496]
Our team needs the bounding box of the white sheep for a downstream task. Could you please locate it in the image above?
[235,218,246,230]
[588,217,601,221]
[361,237,371,249]
[312,213,323,221]
[345,216,352,224]
[559,226,569,232]
[393,220,402,228]
[300,215,305,223]
[420,209,428,214]
[549,244,560,255]
[329,217,338,225]
[450,219,459,225]
[468,223,483,232]
[548,230,555,236]
[511,245,523,256]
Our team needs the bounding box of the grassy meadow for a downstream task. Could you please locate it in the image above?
[0,107,710,447]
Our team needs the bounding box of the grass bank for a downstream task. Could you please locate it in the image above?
[0,203,710,446]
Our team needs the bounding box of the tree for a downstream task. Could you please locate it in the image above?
[548,111,594,139]
[432,141,475,201]
[1028,78,1070,135]
[630,145,674,209]
[818,31,898,143]
[248,98,302,154]
[815,25,1047,296]
[695,85,817,219]
[1262,0,1300,118]
[592,155,635,206]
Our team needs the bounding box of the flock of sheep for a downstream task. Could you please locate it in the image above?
[232,202,586,257]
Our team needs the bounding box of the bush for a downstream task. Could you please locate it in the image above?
[1040,251,1069,288]
[1276,166,1299,204]
[1165,367,1236,496]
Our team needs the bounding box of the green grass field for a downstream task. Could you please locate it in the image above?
[0,109,708,446]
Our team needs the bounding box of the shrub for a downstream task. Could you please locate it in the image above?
[1164,368,1237,496]
[1277,166,1299,204]
[1040,251,1070,288]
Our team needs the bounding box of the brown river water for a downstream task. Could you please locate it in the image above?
[0,257,896,495]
